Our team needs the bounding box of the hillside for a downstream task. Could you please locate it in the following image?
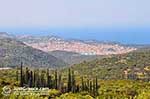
[67,49,150,79]
[0,36,67,68]
[0,32,15,38]
[49,50,105,65]
[17,35,136,55]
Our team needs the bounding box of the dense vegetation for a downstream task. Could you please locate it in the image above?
[67,49,150,80]
[0,68,150,99]
[19,64,99,96]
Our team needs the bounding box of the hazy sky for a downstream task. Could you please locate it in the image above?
[0,0,150,44]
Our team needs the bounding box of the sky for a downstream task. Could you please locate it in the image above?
[0,0,150,44]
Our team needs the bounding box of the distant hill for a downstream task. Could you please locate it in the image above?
[126,44,150,49]
[17,35,136,55]
[49,50,105,65]
[17,35,63,43]
[0,32,15,39]
[0,35,67,68]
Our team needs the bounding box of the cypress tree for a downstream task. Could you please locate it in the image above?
[87,79,90,92]
[25,67,30,85]
[35,69,40,88]
[41,70,45,87]
[95,77,99,96]
[37,77,41,88]
[92,78,96,96]
[71,70,76,93]
[55,70,58,89]
[89,81,92,93]
[33,70,36,87]
[20,62,23,87]
[51,76,55,89]
[84,80,88,91]
[67,68,72,92]
[38,71,42,87]
[48,75,52,89]
[81,77,84,91]
[29,71,33,87]
[16,66,19,81]
[76,85,80,92]
[58,74,62,91]
[46,68,49,87]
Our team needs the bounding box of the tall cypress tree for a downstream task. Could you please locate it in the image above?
[89,81,92,93]
[46,68,49,87]
[55,70,58,89]
[25,67,30,85]
[16,66,19,81]
[67,68,72,92]
[58,74,62,91]
[93,79,95,96]
[33,70,36,87]
[20,62,23,87]
[87,79,90,92]
[35,69,39,88]
[76,84,80,92]
[95,77,99,96]
[71,70,76,93]
[38,71,42,87]
[84,80,88,91]
[29,71,33,87]
[41,70,45,87]
[92,78,96,96]
[48,75,52,89]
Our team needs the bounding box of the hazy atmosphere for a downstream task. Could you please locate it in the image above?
[0,0,150,44]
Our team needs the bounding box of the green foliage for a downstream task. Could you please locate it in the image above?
[98,80,150,99]
[49,89,61,98]
[1,69,150,99]
[68,49,150,80]
[136,91,150,99]
[56,93,94,99]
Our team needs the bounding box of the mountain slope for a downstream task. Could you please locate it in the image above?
[66,49,150,79]
[49,50,105,65]
[0,37,67,68]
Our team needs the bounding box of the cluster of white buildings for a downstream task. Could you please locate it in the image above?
[26,40,136,56]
